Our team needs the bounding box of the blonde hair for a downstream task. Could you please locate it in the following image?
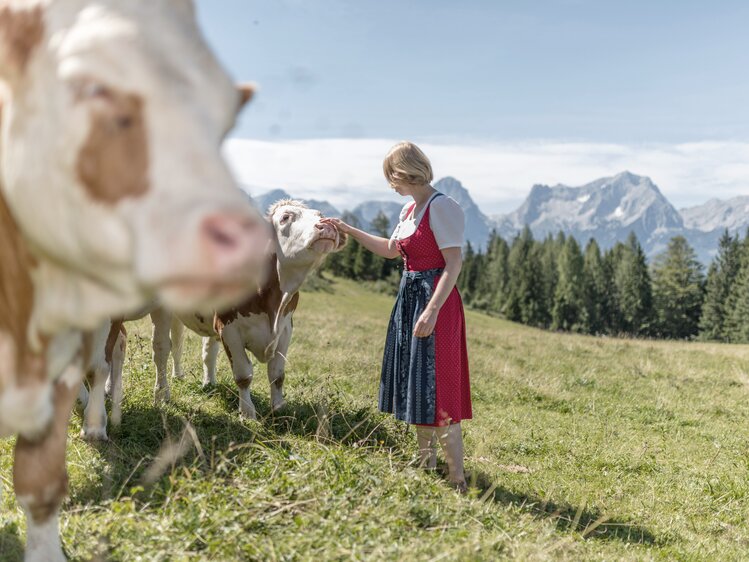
[382,141,433,186]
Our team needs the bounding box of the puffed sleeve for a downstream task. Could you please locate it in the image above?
[429,196,465,249]
[391,202,415,239]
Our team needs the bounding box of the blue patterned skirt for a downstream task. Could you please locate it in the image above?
[379,268,443,425]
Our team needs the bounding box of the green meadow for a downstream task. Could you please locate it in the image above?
[3,276,749,561]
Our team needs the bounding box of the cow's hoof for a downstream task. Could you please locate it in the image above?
[239,405,257,420]
[201,382,217,393]
[80,427,109,442]
[173,369,185,380]
[154,387,171,404]
[271,399,287,413]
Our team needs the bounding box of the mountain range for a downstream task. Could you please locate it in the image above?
[249,172,748,265]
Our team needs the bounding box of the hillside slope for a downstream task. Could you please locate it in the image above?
[3,279,749,560]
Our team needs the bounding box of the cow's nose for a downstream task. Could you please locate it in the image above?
[201,213,270,275]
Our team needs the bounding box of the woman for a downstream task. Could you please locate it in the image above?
[324,141,472,491]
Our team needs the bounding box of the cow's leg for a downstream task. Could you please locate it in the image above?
[232,350,256,420]
[267,324,292,413]
[151,308,172,403]
[14,365,82,562]
[110,330,127,427]
[81,363,109,441]
[201,337,219,388]
[81,324,112,441]
[170,317,185,380]
[76,383,89,413]
[220,326,256,419]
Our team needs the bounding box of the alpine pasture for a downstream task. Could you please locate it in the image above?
[2,276,749,561]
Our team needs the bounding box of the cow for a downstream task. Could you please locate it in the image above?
[0,1,270,560]
[81,200,347,439]
[187,200,348,419]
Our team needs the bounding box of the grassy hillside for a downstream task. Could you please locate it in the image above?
[3,276,749,560]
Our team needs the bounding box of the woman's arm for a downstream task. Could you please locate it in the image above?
[413,247,462,338]
[322,218,400,259]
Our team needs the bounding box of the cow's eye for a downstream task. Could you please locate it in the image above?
[280,213,292,224]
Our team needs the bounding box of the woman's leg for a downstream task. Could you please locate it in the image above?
[415,425,437,469]
[437,422,466,491]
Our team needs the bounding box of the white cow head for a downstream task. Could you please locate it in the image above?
[268,199,347,273]
[0,0,271,336]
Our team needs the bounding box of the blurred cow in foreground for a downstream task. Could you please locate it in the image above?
[0,0,269,559]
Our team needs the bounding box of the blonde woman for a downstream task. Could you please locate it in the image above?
[324,141,472,491]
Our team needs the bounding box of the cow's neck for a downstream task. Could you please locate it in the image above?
[275,255,311,299]
[260,253,311,360]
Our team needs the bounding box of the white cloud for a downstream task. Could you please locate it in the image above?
[224,138,749,215]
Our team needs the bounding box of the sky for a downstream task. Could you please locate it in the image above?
[195,0,749,214]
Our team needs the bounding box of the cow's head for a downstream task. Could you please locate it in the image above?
[268,199,347,271]
[0,0,270,331]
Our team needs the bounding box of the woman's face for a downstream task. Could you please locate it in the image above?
[389,180,415,197]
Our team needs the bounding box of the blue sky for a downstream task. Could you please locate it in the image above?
[195,1,749,213]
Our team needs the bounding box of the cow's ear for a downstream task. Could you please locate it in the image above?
[237,83,256,111]
[0,4,44,84]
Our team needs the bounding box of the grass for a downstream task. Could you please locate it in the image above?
[4,275,749,560]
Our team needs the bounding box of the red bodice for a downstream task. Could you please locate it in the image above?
[395,204,446,272]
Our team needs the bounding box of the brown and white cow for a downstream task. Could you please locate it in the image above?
[191,199,347,419]
[84,200,347,437]
[0,1,269,559]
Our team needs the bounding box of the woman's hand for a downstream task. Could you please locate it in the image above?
[414,306,438,338]
[320,217,353,235]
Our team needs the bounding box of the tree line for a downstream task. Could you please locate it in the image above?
[323,210,749,342]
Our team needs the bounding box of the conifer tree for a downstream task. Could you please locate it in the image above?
[538,234,562,328]
[552,236,585,331]
[353,243,374,280]
[581,239,607,334]
[476,232,510,313]
[699,230,740,341]
[723,232,749,342]
[611,232,653,336]
[651,236,705,339]
[458,241,479,302]
[505,227,546,326]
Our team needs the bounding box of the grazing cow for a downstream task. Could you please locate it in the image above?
[84,200,347,437]
[0,1,270,559]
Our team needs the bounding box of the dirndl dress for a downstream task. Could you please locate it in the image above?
[379,195,473,426]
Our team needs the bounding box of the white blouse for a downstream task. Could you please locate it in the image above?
[390,193,465,249]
